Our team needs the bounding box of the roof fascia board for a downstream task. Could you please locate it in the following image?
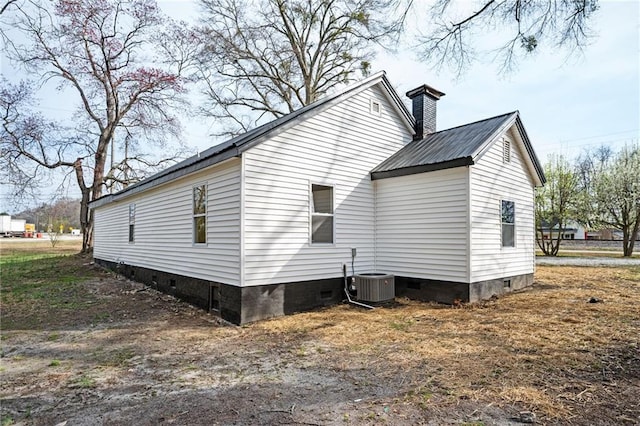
[379,75,415,133]
[471,112,518,161]
[513,117,546,186]
[371,156,474,180]
[470,112,545,187]
[89,149,239,209]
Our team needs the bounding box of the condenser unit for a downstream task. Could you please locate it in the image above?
[354,273,395,302]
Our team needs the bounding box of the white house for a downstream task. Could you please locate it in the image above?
[89,72,545,324]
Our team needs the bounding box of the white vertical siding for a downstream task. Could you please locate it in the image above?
[375,167,469,282]
[470,128,535,281]
[93,158,242,285]
[242,84,412,286]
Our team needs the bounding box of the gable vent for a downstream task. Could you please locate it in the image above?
[370,99,381,116]
[503,139,511,163]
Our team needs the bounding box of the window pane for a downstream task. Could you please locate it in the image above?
[501,200,514,224]
[129,204,135,224]
[312,215,333,244]
[194,185,206,214]
[129,224,134,243]
[312,184,332,214]
[502,224,515,247]
[194,216,206,243]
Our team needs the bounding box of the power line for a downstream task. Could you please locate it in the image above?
[535,136,639,151]
[557,129,639,143]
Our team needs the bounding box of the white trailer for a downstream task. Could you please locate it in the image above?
[0,215,26,237]
[0,215,10,236]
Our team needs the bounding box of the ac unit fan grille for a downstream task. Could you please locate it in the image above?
[354,274,395,302]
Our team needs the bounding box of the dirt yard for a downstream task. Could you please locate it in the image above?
[1,241,639,425]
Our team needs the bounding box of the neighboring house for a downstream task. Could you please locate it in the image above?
[586,229,637,241]
[538,221,586,240]
[89,72,546,325]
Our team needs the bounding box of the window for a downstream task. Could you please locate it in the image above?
[128,203,135,243]
[193,184,207,244]
[311,184,334,244]
[370,99,381,116]
[503,139,511,163]
[501,200,515,247]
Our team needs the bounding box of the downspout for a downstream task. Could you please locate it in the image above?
[466,165,473,284]
[373,178,377,272]
[240,155,245,288]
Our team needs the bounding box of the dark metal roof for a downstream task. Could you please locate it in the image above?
[90,71,413,209]
[371,112,517,179]
[371,111,546,186]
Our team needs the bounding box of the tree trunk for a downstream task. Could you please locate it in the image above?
[84,208,94,253]
[623,217,639,257]
[74,158,93,253]
[79,188,91,252]
[535,226,562,257]
[80,134,109,253]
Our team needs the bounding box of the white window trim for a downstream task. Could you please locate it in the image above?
[309,182,336,246]
[501,199,516,248]
[193,183,208,245]
[128,203,135,244]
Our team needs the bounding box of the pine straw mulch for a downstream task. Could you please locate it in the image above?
[251,266,640,424]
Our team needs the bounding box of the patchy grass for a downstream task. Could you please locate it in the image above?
[0,239,107,329]
[537,249,640,258]
[1,240,638,425]
[0,239,83,257]
[255,265,640,422]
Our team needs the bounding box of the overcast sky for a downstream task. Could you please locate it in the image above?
[161,0,639,163]
[2,0,639,211]
[166,0,639,163]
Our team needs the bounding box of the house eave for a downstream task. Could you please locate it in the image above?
[469,112,546,187]
[90,70,416,210]
[371,157,474,180]
[89,147,240,209]
[515,117,546,186]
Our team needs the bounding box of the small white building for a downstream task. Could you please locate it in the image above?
[90,72,545,324]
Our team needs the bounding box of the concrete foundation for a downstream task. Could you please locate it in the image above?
[395,274,534,304]
[95,259,342,325]
[95,258,533,324]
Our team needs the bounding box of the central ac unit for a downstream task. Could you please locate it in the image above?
[354,273,395,302]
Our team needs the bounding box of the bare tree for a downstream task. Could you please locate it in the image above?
[417,0,599,74]
[15,197,82,230]
[577,144,640,256]
[1,0,192,252]
[0,0,18,14]
[0,80,64,201]
[535,154,579,256]
[196,0,407,136]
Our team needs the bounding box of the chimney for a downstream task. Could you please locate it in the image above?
[406,84,445,141]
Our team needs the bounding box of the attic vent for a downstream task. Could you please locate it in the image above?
[370,99,381,116]
[503,139,511,163]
